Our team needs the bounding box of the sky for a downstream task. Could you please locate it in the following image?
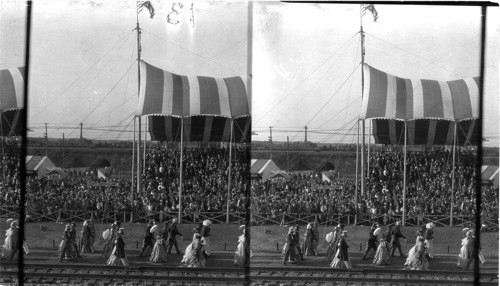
[0,1,498,147]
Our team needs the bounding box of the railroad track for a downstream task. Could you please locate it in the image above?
[1,263,497,285]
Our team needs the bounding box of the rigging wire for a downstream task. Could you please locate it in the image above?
[365,33,464,78]
[255,32,359,125]
[65,60,137,138]
[272,34,359,127]
[31,29,134,120]
[141,29,244,76]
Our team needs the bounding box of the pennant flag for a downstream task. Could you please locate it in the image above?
[0,67,25,111]
[138,1,155,19]
[361,4,378,22]
[136,60,250,118]
[360,64,479,122]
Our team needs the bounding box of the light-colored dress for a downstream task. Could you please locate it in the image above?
[457,237,469,268]
[184,239,206,268]
[150,230,168,263]
[405,236,423,266]
[373,239,391,266]
[234,234,248,266]
[405,241,429,270]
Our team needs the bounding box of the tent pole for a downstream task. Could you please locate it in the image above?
[355,120,359,225]
[359,9,366,199]
[450,122,457,227]
[368,120,371,175]
[131,117,136,205]
[403,121,407,226]
[226,119,234,224]
[0,112,5,190]
[178,117,184,224]
[135,10,142,201]
[143,118,147,174]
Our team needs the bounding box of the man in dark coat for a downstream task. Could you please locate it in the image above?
[139,221,156,257]
[166,218,183,254]
[294,224,305,261]
[69,222,82,258]
[390,221,407,257]
[362,223,379,260]
[58,224,73,262]
[282,226,296,265]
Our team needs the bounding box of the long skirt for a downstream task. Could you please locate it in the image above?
[107,246,129,266]
[181,243,194,264]
[330,250,353,269]
[201,237,211,256]
[234,240,248,266]
[404,245,417,266]
[373,244,391,265]
[282,243,300,263]
[424,239,435,259]
[325,242,337,262]
[303,237,315,256]
[80,235,92,253]
[405,253,429,270]
[102,240,114,259]
[457,244,469,268]
[185,250,206,268]
[150,239,168,263]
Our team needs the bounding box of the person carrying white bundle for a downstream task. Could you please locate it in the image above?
[201,220,212,256]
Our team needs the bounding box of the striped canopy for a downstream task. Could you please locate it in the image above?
[0,67,25,111]
[360,64,479,121]
[148,115,250,143]
[372,119,478,146]
[136,60,250,118]
[0,109,23,136]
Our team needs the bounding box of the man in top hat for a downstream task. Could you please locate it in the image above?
[166,218,183,255]
[390,221,407,257]
[363,223,379,260]
[139,220,156,257]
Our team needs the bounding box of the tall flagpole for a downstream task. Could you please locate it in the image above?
[355,120,359,225]
[360,6,366,198]
[136,7,142,199]
[450,122,457,226]
[403,121,407,226]
[178,118,184,223]
[226,119,234,224]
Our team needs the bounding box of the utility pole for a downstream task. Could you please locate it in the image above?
[62,133,65,168]
[80,123,83,140]
[44,123,48,156]
[287,136,290,171]
[304,126,308,143]
[269,126,273,160]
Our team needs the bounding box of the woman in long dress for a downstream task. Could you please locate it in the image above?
[107,228,129,266]
[373,233,391,266]
[184,235,206,268]
[405,237,429,270]
[424,223,435,260]
[404,230,424,266]
[457,228,471,268]
[80,220,92,253]
[150,224,168,263]
[181,225,202,265]
[234,227,249,266]
[101,223,116,259]
[330,231,352,269]
[303,223,315,256]
[326,224,344,262]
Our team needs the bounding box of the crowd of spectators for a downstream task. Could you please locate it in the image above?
[251,148,498,225]
[23,145,250,220]
[1,140,497,227]
[0,138,21,208]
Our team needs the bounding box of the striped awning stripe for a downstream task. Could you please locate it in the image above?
[0,109,23,136]
[0,67,25,111]
[360,64,479,121]
[148,115,250,143]
[136,60,250,118]
[372,119,478,146]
